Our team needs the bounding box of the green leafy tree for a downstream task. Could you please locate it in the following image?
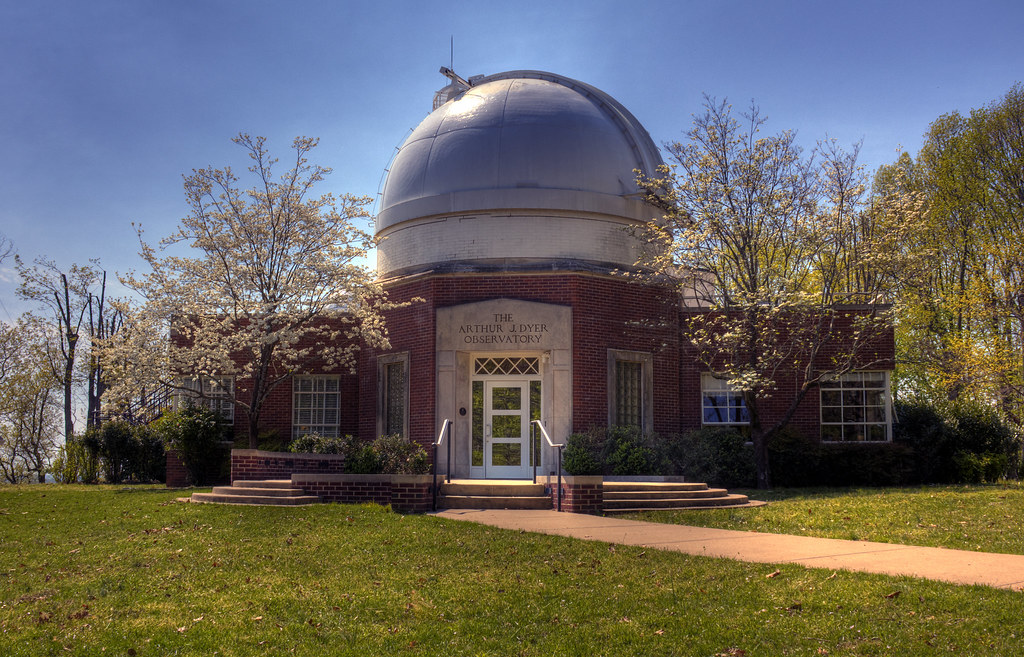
[886,84,1024,423]
[0,315,63,483]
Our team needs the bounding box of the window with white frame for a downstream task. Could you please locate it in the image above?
[293,375,340,438]
[701,374,749,426]
[177,376,234,422]
[608,350,653,431]
[377,353,409,438]
[820,371,890,442]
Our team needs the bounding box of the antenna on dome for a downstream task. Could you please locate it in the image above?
[450,35,453,71]
[440,66,472,89]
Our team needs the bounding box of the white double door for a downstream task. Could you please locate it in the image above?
[483,379,539,479]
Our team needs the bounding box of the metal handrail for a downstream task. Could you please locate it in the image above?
[431,419,452,511]
[531,420,565,512]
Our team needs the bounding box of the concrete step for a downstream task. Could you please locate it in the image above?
[440,482,547,497]
[211,485,308,497]
[230,479,295,489]
[603,487,732,501]
[603,482,708,492]
[604,493,751,512]
[191,492,321,506]
[436,480,552,510]
[191,479,321,506]
[439,494,553,510]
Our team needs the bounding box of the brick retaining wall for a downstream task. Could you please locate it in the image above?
[292,473,433,514]
[544,475,603,514]
[231,449,346,483]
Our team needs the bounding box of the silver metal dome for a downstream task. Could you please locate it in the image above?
[375,71,665,278]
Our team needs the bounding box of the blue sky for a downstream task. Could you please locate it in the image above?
[2,0,1022,319]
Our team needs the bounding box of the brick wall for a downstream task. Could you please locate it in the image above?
[230,449,346,483]
[545,475,604,514]
[378,272,683,443]
[291,473,433,514]
[183,270,896,456]
[166,450,188,488]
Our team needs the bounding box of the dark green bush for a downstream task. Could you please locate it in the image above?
[665,427,756,488]
[328,434,429,475]
[374,434,430,475]
[894,399,1022,484]
[604,426,663,476]
[50,436,100,484]
[154,405,228,486]
[98,420,135,483]
[769,426,913,487]
[767,427,823,487]
[562,428,604,476]
[290,432,348,455]
[130,423,166,483]
[561,426,666,476]
[79,421,166,484]
[257,428,288,452]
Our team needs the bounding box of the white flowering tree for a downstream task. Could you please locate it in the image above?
[113,134,396,448]
[638,98,924,488]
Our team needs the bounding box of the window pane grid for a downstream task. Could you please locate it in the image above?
[701,374,748,426]
[384,361,405,437]
[294,375,340,438]
[821,371,889,442]
[615,361,642,427]
[178,376,234,422]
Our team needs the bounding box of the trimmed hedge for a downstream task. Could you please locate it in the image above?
[562,398,1021,488]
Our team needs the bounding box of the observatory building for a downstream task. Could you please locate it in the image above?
[197,69,895,488]
[352,70,894,479]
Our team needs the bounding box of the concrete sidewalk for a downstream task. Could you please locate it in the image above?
[433,508,1024,591]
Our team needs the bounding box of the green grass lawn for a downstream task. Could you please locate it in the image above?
[634,483,1024,555]
[1,485,1022,656]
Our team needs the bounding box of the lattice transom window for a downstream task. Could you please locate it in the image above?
[474,357,539,376]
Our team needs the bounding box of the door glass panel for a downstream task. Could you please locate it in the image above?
[491,443,522,466]
[490,387,521,411]
[530,381,541,466]
[472,381,483,467]
[492,415,521,438]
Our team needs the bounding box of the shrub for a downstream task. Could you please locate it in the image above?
[154,405,228,486]
[561,426,666,476]
[290,432,348,455]
[373,434,429,475]
[97,420,135,484]
[665,427,756,488]
[603,426,664,476]
[562,429,604,476]
[322,434,430,475]
[256,429,288,452]
[50,436,100,484]
[131,424,166,483]
[767,427,823,487]
[893,399,1022,484]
